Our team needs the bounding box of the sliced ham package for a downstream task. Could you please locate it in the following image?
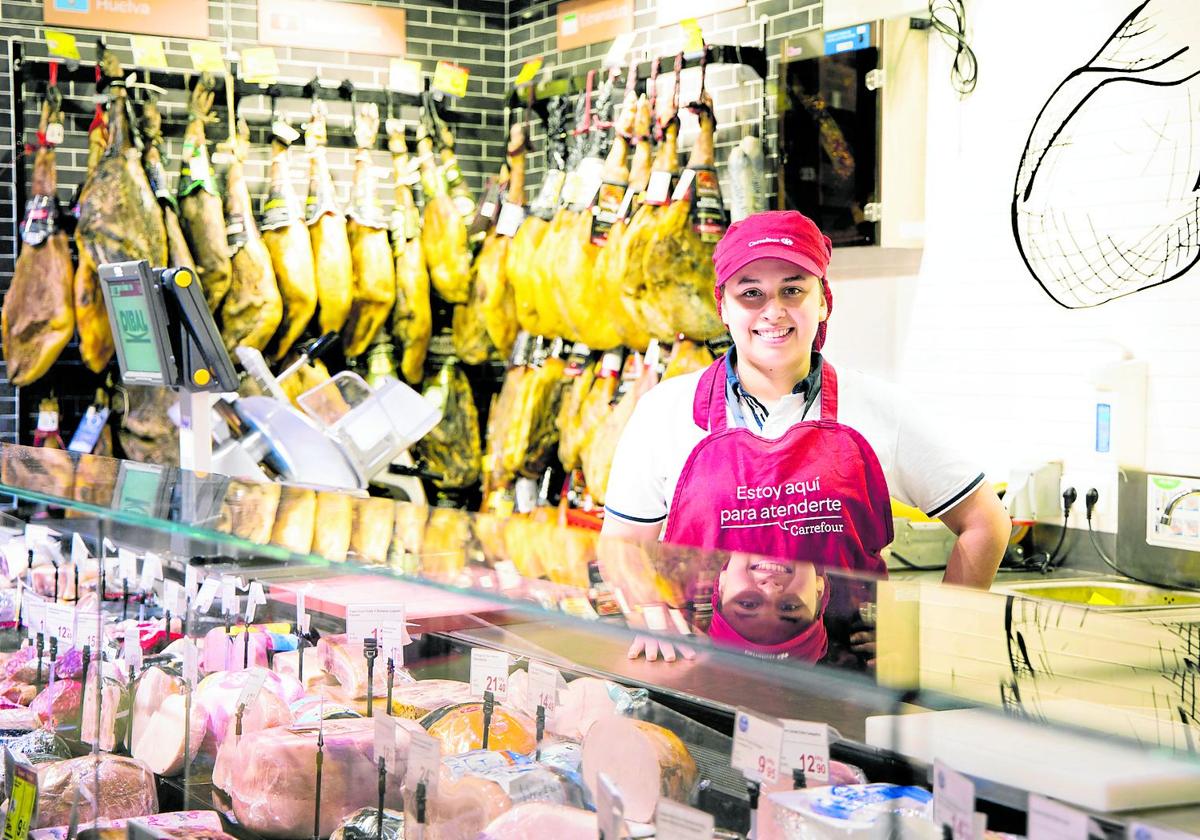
[211,717,423,838]
[35,754,158,828]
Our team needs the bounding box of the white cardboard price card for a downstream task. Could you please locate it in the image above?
[374,713,398,770]
[296,588,308,630]
[184,564,199,601]
[117,548,138,584]
[101,538,116,558]
[1128,823,1199,840]
[76,612,104,650]
[731,708,784,784]
[346,604,409,652]
[655,798,714,840]
[236,669,268,710]
[163,581,185,617]
[181,639,199,687]
[194,578,220,614]
[123,620,143,671]
[1027,795,1089,840]
[220,576,241,616]
[23,596,46,639]
[406,730,441,797]
[780,720,830,784]
[596,772,625,840]
[24,523,54,548]
[933,760,979,840]
[526,660,561,715]
[470,648,510,700]
[70,534,88,568]
[245,581,267,624]
[45,603,76,648]
[139,552,163,592]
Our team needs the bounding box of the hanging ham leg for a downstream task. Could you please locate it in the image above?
[306,100,355,334]
[178,74,232,311]
[261,129,317,361]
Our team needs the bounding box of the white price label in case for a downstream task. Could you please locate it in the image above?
[933,760,978,840]
[374,713,398,769]
[346,604,409,655]
[123,620,143,671]
[236,669,268,710]
[731,708,784,784]
[76,612,104,650]
[139,552,163,592]
[23,596,46,639]
[780,720,830,784]
[45,603,76,648]
[596,772,626,840]
[655,798,714,840]
[70,533,88,568]
[163,581,185,617]
[118,548,138,584]
[184,564,199,600]
[24,524,54,547]
[527,660,561,714]
[470,648,510,699]
[1127,823,1199,840]
[194,578,220,614]
[220,576,241,616]
[245,581,267,624]
[494,202,526,237]
[181,639,199,686]
[406,730,441,797]
[1027,794,1089,840]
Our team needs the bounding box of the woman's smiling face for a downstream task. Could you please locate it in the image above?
[721,258,827,376]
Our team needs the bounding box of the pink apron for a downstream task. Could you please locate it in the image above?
[663,359,892,576]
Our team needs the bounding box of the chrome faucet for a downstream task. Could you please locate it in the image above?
[1159,489,1200,526]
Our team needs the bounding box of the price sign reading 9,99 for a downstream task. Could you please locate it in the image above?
[730,708,784,785]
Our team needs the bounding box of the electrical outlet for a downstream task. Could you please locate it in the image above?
[1060,466,1119,533]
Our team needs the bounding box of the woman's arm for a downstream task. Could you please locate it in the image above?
[937,482,1011,589]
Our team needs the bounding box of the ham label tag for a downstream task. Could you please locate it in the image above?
[780,719,830,784]
[76,612,103,650]
[220,576,241,616]
[933,759,979,840]
[655,798,714,840]
[140,552,164,592]
[236,669,269,710]
[123,620,143,671]
[346,604,410,658]
[24,524,54,548]
[185,564,199,600]
[375,713,398,769]
[596,772,625,840]
[731,708,783,784]
[526,660,561,714]
[406,730,441,797]
[118,548,138,584]
[70,534,88,568]
[245,581,267,624]
[194,578,220,614]
[1027,795,1088,840]
[181,640,199,686]
[23,597,46,639]
[164,581,185,617]
[470,648,510,700]
[44,604,76,648]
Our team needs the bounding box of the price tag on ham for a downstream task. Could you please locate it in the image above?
[470,648,510,700]
[1126,823,1198,840]
[526,660,561,714]
[655,798,714,840]
[236,669,268,711]
[780,720,831,784]
[24,524,54,548]
[495,202,526,237]
[45,603,76,648]
[644,170,674,206]
[123,620,143,671]
[194,578,220,614]
[163,581,185,617]
[184,564,199,601]
[70,533,88,568]
[406,730,441,796]
[118,548,138,584]
[220,576,241,617]
[139,552,163,593]
[388,58,423,95]
[245,581,267,624]
[933,760,979,840]
[23,596,46,639]
[131,35,168,70]
[181,639,199,687]
[596,772,626,840]
[731,708,784,784]
[374,713,398,769]
[671,168,697,203]
[1027,795,1089,840]
[76,612,104,651]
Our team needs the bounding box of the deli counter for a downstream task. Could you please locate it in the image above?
[0,443,1198,840]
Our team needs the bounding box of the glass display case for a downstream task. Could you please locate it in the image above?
[0,443,1198,839]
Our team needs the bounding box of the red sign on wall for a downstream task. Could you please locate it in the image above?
[44,0,208,40]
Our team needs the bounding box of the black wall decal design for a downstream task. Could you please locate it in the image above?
[1012,0,1200,308]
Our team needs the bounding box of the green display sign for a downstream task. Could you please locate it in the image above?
[107,278,164,377]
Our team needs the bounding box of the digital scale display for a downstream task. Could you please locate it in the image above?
[107,277,164,378]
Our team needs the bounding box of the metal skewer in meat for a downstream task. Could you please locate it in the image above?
[178,73,232,311]
[1,88,74,385]
[306,99,355,334]
[342,103,396,359]
[218,117,283,352]
[387,121,432,385]
[261,119,317,362]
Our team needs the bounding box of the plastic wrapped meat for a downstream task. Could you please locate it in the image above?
[35,754,158,828]
[81,664,130,753]
[211,717,421,838]
[504,674,619,742]
[194,668,299,754]
[314,491,353,563]
[580,717,697,822]
[421,703,537,755]
[29,679,82,732]
[272,647,326,691]
[349,497,395,565]
[288,694,360,726]
[130,665,206,776]
[330,808,404,840]
[478,803,597,840]
[318,634,411,700]
[29,811,224,840]
[0,679,37,706]
[0,707,41,733]
[389,680,474,720]
[201,626,270,673]
[3,644,83,683]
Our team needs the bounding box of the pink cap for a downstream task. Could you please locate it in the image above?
[712,210,835,350]
[707,576,830,663]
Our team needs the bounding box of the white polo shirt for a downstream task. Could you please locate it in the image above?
[604,356,985,527]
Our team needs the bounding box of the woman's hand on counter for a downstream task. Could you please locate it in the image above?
[627,634,697,663]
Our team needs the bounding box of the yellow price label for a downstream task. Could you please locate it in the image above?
[130,36,168,70]
[388,58,423,95]
[187,41,226,74]
[2,763,37,840]
[240,47,279,84]
[514,58,543,86]
[680,18,705,53]
[44,30,80,61]
[432,60,470,99]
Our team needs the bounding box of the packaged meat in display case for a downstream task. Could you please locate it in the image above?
[0,441,1191,838]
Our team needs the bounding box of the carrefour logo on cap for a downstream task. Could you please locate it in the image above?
[55,0,89,11]
[748,236,794,247]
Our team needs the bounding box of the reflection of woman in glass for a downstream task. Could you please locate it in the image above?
[710,555,829,661]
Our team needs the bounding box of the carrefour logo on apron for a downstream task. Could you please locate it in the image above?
[720,477,847,536]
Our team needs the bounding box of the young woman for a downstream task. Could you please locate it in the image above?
[602,210,1010,590]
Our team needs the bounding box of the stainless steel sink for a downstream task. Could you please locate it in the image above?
[994,577,1200,610]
